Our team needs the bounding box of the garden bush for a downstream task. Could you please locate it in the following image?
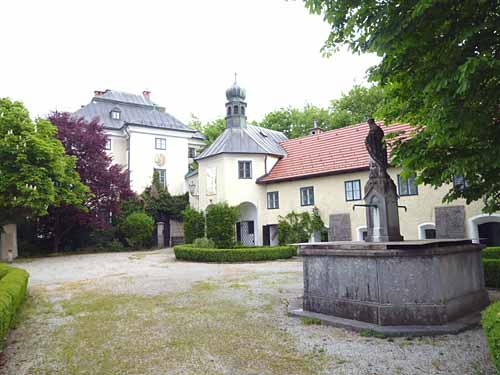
[482,301,500,374]
[483,247,500,260]
[118,212,154,248]
[193,237,215,248]
[173,244,297,263]
[206,203,239,248]
[483,259,500,289]
[0,264,29,346]
[182,207,205,244]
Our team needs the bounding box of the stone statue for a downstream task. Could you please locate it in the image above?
[365,118,388,178]
[363,118,403,242]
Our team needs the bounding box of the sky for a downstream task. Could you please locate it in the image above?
[0,0,380,125]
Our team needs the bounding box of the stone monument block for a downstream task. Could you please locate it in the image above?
[328,214,351,241]
[435,206,465,239]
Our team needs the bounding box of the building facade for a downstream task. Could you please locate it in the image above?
[75,89,205,194]
[188,82,500,247]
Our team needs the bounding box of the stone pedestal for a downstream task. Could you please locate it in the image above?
[291,240,489,336]
[364,176,403,242]
[157,222,165,248]
[0,224,18,262]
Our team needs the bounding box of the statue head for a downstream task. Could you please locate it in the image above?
[368,118,377,129]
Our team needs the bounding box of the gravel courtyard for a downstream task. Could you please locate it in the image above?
[0,249,496,375]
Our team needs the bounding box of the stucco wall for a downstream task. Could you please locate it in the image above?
[127,127,192,194]
[105,130,128,168]
[261,168,486,241]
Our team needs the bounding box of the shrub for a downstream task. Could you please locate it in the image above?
[482,301,500,373]
[173,245,297,263]
[193,237,215,248]
[206,203,239,248]
[0,264,29,346]
[483,259,500,288]
[483,247,500,260]
[277,211,313,245]
[183,207,205,243]
[118,212,154,248]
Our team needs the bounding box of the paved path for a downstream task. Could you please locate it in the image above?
[0,249,495,375]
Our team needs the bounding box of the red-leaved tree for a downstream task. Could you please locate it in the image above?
[39,112,133,251]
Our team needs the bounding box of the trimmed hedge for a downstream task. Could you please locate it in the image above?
[482,301,500,374]
[174,245,297,263]
[0,264,29,345]
[484,247,500,260]
[484,259,500,289]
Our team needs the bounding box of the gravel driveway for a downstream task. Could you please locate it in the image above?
[0,249,495,375]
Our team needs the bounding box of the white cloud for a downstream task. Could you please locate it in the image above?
[0,0,380,124]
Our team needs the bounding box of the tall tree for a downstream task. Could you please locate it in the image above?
[259,85,384,138]
[305,0,500,212]
[0,98,88,227]
[38,113,133,250]
[189,115,226,148]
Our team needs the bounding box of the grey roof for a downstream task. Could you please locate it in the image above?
[185,169,199,178]
[196,125,287,160]
[74,90,202,137]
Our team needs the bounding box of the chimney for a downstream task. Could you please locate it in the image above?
[94,90,105,96]
[143,90,151,99]
[309,119,323,135]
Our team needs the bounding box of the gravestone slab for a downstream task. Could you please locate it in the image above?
[435,206,465,239]
[328,214,351,241]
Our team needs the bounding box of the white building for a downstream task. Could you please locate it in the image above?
[75,89,205,194]
[187,82,500,247]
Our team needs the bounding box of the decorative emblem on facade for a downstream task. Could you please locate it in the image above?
[154,153,166,167]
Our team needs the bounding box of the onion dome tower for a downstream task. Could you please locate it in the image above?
[225,74,247,129]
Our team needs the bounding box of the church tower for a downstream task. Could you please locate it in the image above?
[225,75,247,129]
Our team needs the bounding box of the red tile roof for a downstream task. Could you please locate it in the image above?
[257,121,413,184]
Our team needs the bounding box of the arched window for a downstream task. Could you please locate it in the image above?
[234,105,239,115]
[418,223,436,240]
[241,106,245,115]
[227,106,231,116]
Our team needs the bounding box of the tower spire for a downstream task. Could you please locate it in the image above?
[225,75,247,129]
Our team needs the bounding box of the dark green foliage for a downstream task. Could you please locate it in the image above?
[119,197,145,220]
[182,207,205,244]
[0,264,29,346]
[258,86,385,139]
[173,245,297,263]
[483,259,500,289]
[188,116,226,148]
[118,212,154,248]
[481,301,500,373]
[305,0,500,213]
[277,209,325,245]
[206,203,239,249]
[483,247,500,260]
[192,237,215,248]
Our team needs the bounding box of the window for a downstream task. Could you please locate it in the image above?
[227,106,231,116]
[238,161,252,179]
[345,180,362,201]
[241,106,245,115]
[234,105,239,115]
[105,138,111,150]
[453,175,469,192]
[188,147,196,158]
[398,174,418,196]
[110,110,120,120]
[155,168,166,188]
[425,229,437,239]
[300,186,314,206]
[267,191,279,209]
[155,138,166,150]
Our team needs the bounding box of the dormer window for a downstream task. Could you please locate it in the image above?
[110,110,121,120]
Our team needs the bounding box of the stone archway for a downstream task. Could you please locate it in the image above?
[237,202,258,246]
[468,213,500,245]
